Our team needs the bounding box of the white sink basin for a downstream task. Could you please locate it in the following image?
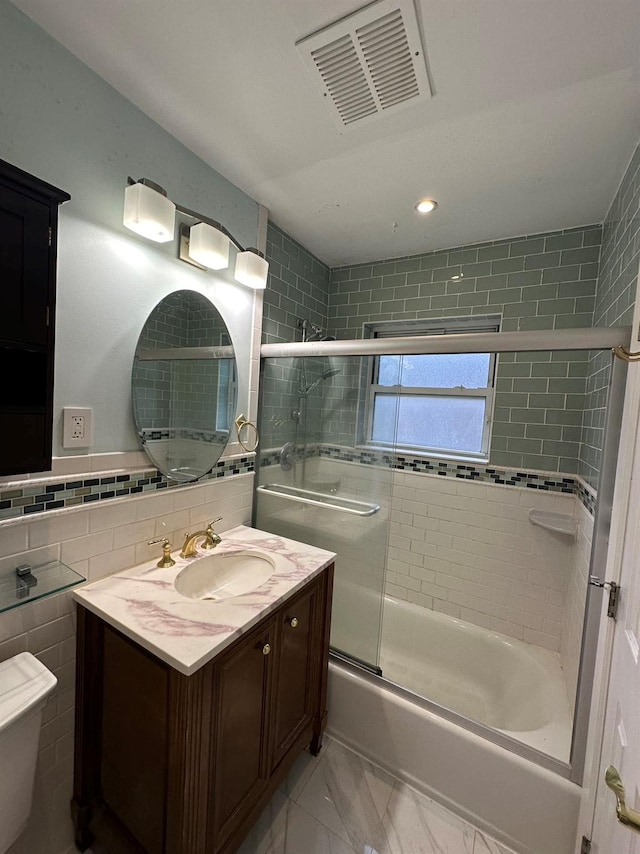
[174,550,276,600]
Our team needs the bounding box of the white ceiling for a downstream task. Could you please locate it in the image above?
[10,0,640,266]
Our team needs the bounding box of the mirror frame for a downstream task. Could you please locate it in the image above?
[131,289,237,482]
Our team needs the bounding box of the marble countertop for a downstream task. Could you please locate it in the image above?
[73,525,336,676]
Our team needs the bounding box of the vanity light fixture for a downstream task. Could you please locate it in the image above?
[123,178,269,289]
[415,198,438,214]
[123,180,176,243]
[188,221,230,270]
[234,251,269,290]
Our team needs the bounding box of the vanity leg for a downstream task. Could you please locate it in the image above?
[310,710,328,756]
[70,798,94,851]
[72,607,103,852]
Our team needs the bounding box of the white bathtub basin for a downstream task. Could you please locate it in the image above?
[334,580,572,760]
[380,595,559,731]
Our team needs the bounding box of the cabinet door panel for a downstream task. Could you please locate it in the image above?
[271,583,318,769]
[0,184,50,346]
[212,622,273,847]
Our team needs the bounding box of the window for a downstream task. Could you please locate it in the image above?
[363,317,499,460]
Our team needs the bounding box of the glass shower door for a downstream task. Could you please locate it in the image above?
[254,355,392,670]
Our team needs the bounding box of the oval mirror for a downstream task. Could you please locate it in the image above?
[132,290,237,482]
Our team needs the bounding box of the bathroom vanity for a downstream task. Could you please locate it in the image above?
[71,526,335,854]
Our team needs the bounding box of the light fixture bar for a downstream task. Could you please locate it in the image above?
[174,202,244,253]
[124,178,269,288]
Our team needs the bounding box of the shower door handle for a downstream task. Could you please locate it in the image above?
[604,766,640,833]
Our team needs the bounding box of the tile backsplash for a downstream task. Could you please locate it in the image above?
[0,455,254,522]
[1,469,254,854]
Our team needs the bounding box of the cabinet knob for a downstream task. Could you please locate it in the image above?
[289,617,299,629]
[262,643,271,656]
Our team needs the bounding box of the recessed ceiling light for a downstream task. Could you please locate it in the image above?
[415,199,437,214]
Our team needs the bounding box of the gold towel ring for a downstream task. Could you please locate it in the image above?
[613,346,640,363]
[235,414,259,452]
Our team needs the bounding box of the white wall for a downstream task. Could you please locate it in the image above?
[53,214,257,456]
[1,469,254,854]
[0,5,265,852]
[0,0,260,458]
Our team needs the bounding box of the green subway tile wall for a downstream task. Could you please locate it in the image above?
[264,148,640,481]
[580,143,640,487]
[327,226,601,473]
[263,223,331,344]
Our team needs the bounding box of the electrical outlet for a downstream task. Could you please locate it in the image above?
[63,407,93,448]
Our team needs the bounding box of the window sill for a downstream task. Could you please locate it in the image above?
[357,444,490,466]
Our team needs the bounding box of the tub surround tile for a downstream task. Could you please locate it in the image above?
[259,443,596,515]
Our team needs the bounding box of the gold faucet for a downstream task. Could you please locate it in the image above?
[180,517,222,558]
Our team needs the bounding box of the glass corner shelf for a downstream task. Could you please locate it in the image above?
[0,560,86,613]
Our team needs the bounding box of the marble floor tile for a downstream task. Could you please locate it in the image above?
[261,801,356,854]
[473,831,518,854]
[381,782,475,854]
[293,738,395,851]
[237,790,291,854]
[278,742,327,801]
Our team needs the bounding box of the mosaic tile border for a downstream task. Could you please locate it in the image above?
[577,480,597,515]
[141,428,230,444]
[259,444,596,515]
[0,456,255,523]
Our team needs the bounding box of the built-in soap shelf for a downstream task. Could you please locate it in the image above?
[528,509,578,539]
[0,560,85,613]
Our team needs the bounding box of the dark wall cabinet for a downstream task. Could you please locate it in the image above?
[72,565,334,854]
[0,159,70,476]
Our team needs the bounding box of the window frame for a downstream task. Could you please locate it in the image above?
[361,316,500,462]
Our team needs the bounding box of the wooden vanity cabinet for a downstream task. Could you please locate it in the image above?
[72,565,333,854]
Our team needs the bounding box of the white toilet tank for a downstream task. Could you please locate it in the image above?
[0,652,57,854]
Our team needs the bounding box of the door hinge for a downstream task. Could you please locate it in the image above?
[589,577,620,620]
[580,836,591,854]
[48,226,52,247]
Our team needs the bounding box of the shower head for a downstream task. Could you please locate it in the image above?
[299,367,341,397]
[321,367,340,380]
[298,318,335,342]
[305,329,336,342]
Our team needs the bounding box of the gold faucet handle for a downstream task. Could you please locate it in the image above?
[202,517,223,550]
[148,537,176,569]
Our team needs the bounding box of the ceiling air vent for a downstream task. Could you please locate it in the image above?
[296,0,431,130]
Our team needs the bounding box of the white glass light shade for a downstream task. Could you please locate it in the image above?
[234,251,269,289]
[188,222,230,270]
[123,182,175,243]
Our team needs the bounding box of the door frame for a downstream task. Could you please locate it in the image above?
[575,269,640,851]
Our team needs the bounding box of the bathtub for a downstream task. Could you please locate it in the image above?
[379,594,573,759]
[327,590,581,854]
